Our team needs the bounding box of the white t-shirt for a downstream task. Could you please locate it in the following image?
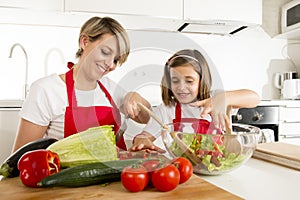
[143,103,212,139]
[19,73,127,139]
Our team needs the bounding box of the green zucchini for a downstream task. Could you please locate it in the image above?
[0,137,58,178]
[37,159,145,187]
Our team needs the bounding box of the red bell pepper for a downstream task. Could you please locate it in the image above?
[18,149,60,187]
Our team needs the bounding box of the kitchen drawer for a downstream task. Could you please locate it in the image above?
[278,122,300,137]
[0,108,20,163]
[279,137,300,145]
[279,107,300,122]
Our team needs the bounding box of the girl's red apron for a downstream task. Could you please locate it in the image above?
[64,68,127,150]
[172,103,223,144]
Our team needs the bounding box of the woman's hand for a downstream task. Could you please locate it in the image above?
[130,132,166,153]
[189,92,230,131]
[121,92,151,124]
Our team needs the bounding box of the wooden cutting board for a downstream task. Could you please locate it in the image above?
[252,142,300,170]
[0,175,242,200]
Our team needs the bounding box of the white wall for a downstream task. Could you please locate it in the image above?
[101,28,292,102]
[0,24,78,100]
[185,28,291,100]
[0,20,292,103]
[2,5,298,104]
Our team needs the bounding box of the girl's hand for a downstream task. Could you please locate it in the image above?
[122,92,151,124]
[130,132,166,153]
[189,93,231,131]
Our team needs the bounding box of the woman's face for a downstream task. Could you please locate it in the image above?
[170,64,200,104]
[80,33,120,80]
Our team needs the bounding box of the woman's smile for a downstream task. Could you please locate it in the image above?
[96,63,108,73]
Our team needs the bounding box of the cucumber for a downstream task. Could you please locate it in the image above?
[38,159,145,187]
[0,137,58,178]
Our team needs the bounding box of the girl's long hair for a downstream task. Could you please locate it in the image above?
[161,49,212,106]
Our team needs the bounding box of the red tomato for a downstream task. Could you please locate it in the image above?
[172,157,193,184]
[151,164,180,192]
[142,159,160,186]
[142,159,160,173]
[121,165,149,192]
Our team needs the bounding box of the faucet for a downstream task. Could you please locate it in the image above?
[8,43,29,99]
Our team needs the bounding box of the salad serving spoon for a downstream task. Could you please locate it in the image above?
[137,103,202,165]
[223,106,242,155]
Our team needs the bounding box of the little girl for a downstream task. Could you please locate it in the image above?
[130,49,260,152]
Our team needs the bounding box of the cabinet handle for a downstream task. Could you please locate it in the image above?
[283,120,300,123]
[280,135,300,138]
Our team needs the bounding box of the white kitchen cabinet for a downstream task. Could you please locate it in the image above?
[278,105,300,145]
[184,0,262,24]
[0,0,64,11]
[275,29,300,40]
[64,0,183,19]
[278,106,300,122]
[0,108,20,164]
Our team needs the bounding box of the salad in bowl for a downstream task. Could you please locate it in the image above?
[161,120,260,175]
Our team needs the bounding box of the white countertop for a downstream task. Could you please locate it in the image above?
[259,100,300,107]
[201,158,300,200]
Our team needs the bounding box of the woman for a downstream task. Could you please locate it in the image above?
[13,16,151,152]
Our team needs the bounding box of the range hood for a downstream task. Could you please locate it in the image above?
[111,15,259,36]
[177,20,256,36]
[113,16,259,36]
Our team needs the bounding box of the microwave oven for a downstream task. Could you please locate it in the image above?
[281,0,300,33]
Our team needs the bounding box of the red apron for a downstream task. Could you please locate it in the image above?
[172,103,223,144]
[64,68,127,150]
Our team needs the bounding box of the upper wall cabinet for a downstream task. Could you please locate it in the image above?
[64,0,183,19]
[184,0,262,24]
[64,0,184,31]
[0,0,64,11]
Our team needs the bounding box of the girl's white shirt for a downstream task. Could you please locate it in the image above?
[19,73,126,139]
[143,103,212,138]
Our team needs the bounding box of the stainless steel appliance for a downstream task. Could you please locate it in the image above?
[232,106,279,142]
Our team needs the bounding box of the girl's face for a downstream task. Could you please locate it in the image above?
[80,33,120,81]
[170,64,200,104]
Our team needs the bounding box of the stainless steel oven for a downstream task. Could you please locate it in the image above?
[232,106,279,142]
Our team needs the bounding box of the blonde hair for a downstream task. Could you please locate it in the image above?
[76,16,130,66]
[161,49,212,106]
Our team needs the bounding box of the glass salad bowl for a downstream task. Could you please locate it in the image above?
[161,121,260,175]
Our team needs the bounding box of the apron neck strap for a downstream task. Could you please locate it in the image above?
[66,69,77,107]
[98,80,118,110]
[175,102,181,121]
[65,67,119,113]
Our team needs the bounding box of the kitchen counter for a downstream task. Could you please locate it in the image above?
[1,158,299,200]
[259,99,300,107]
[201,158,300,200]
[0,173,241,200]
